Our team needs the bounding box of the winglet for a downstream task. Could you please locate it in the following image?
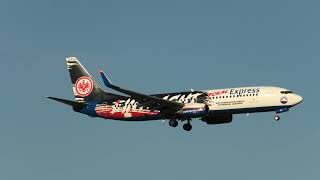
[99,70,113,88]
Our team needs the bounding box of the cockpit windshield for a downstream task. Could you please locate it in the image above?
[281,91,293,94]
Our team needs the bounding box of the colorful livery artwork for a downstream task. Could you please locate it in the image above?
[48,57,303,131]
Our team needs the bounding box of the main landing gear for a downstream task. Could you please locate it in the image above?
[183,120,192,131]
[168,119,192,131]
[169,119,178,128]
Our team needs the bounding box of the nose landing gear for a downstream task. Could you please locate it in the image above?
[274,108,289,121]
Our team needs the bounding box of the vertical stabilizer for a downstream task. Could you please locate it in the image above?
[66,57,113,102]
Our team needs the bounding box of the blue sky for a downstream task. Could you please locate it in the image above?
[0,0,319,179]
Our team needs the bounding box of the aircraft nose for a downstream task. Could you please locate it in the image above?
[295,94,303,105]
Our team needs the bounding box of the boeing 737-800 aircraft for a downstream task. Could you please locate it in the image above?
[48,57,303,131]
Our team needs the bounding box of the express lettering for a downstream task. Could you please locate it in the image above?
[230,88,260,95]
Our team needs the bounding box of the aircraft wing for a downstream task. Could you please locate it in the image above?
[99,71,184,112]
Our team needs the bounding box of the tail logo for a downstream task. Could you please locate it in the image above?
[75,76,94,97]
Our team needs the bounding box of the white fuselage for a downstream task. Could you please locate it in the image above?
[92,86,303,121]
[204,86,303,113]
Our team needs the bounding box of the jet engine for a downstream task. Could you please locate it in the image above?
[201,114,233,124]
[178,103,209,118]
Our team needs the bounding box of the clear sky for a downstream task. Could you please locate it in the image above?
[0,0,318,179]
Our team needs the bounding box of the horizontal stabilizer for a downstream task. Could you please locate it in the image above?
[47,97,82,107]
[47,96,89,112]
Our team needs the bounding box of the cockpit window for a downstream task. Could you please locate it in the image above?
[281,91,293,94]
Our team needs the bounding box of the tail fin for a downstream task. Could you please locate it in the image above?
[66,57,113,102]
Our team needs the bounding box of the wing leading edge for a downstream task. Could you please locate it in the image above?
[99,70,184,112]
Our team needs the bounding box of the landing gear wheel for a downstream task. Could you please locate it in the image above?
[274,115,280,121]
[169,119,178,127]
[183,123,192,131]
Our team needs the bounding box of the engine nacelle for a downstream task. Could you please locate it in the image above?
[201,114,233,124]
[179,103,209,118]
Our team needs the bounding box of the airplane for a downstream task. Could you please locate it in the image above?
[47,57,303,131]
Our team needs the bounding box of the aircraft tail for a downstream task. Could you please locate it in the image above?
[66,57,115,102]
[47,96,88,112]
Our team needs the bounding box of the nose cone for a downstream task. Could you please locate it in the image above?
[295,94,304,105]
